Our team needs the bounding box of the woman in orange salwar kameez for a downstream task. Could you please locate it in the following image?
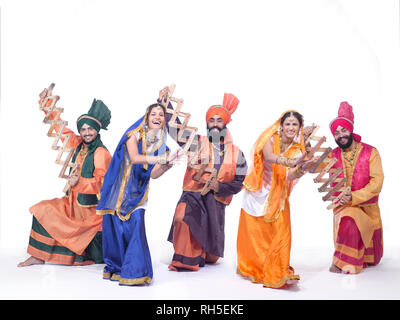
[237,111,315,288]
[18,88,112,267]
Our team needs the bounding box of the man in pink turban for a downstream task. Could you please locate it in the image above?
[159,88,247,271]
[327,101,384,274]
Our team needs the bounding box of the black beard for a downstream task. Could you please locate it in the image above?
[335,133,354,149]
[82,138,94,145]
[82,134,98,145]
[207,126,226,143]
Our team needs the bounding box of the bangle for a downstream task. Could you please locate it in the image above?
[294,166,305,177]
[158,154,167,165]
[277,156,295,168]
[161,163,172,171]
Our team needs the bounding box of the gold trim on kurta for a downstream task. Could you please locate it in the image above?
[340,142,363,188]
[76,199,98,208]
[213,141,235,204]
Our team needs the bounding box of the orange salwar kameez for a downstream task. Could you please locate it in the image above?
[237,111,305,288]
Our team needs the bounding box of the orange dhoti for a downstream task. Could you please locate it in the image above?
[29,188,103,265]
[27,120,111,265]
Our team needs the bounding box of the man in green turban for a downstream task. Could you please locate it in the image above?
[18,90,112,267]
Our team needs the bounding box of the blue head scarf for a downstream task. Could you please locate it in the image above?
[96,105,168,220]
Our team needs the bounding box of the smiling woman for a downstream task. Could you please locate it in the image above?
[147,104,166,130]
[237,110,317,288]
[96,100,183,286]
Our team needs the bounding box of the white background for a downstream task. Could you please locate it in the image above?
[0,0,399,299]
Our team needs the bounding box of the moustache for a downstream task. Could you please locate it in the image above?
[207,126,227,142]
[335,133,353,149]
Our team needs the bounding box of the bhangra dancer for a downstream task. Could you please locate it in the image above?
[328,101,384,274]
[236,110,316,288]
[160,88,248,271]
[18,88,112,267]
[96,101,183,285]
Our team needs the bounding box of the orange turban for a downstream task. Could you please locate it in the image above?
[206,93,239,125]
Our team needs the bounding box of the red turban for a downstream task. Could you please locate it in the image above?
[206,93,239,125]
[329,101,361,142]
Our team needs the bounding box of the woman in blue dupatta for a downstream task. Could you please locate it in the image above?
[97,103,181,285]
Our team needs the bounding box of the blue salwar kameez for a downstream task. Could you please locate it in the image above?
[97,108,168,285]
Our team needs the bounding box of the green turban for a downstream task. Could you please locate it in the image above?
[77,99,111,132]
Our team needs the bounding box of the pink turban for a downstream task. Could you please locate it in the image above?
[329,101,361,142]
[206,93,239,125]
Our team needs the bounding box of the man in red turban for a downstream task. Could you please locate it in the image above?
[160,88,247,271]
[327,101,384,274]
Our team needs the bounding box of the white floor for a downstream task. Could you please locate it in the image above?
[1,243,399,300]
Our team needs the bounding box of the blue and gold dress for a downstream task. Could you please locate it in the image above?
[97,109,168,285]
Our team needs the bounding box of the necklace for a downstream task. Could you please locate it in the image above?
[145,133,157,145]
[211,143,226,156]
[79,147,89,161]
[342,143,358,166]
[279,134,292,154]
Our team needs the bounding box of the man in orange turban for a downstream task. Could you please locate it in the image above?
[160,89,248,271]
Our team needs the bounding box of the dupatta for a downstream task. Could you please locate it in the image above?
[96,107,168,221]
[243,110,305,221]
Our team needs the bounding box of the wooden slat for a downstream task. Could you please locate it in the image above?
[39,83,79,193]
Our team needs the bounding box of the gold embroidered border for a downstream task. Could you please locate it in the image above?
[364,255,374,263]
[237,267,299,289]
[261,136,297,222]
[76,200,97,208]
[115,186,150,221]
[105,273,152,285]
[341,143,363,187]
[332,256,363,274]
[96,146,151,221]
[335,242,364,260]
[213,141,236,205]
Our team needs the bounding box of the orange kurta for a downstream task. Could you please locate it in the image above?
[30,117,111,256]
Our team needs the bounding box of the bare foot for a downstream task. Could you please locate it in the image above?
[205,253,219,264]
[168,264,178,271]
[329,264,342,273]
[17,256,45,267]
